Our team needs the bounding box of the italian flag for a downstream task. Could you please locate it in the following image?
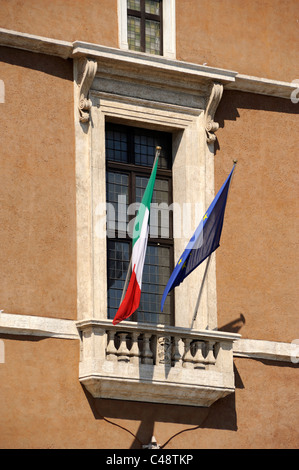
[112,154,159,325]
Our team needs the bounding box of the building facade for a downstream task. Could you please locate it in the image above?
[0,0,298,449]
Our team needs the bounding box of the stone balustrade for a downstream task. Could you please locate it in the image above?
[76,319,240,407]
[105,326,218,370]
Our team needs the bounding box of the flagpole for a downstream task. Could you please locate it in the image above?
[190,254,212,329]
[119,146,161,304]
[190,160,237,329]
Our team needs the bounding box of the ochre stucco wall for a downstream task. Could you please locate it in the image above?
[0,0,118,47]
[214,91,299,344]
[0,47,77,319]
[176,0,299,82]
[0,336,297,449]
[1,1,298,82]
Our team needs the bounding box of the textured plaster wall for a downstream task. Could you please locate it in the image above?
[214,91,299,344]
[0,0,118,47]
[0,47,77,319]
[176,0,299,82]
[0,336,298,449]
[1,1,298,82]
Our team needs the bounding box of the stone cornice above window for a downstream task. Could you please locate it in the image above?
[0,27,297,100]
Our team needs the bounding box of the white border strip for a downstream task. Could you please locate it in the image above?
[1,27,297,99]
[0,312,296,362]
[233,338,295,363]
[0,311,79,340]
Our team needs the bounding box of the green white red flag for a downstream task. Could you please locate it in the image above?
[112,153,159,325]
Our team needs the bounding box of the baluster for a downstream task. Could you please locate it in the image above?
[129,332,141,364]
[157,336,172,365]
[205,340,216,366]
[193,341,205,369]
[106,329,118,361]
[172,336,184,367]
[183,338,194,368]
[117,332,130,363]
[142,333,153,365]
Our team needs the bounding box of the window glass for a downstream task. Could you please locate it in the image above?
[107,240,130,319]
[127,0,162,55]
[106,172,129,237]
[137,245,171,324]
[145,0,160,15]
[128,0,141,11]
[106,122,173,325]
[128,16,141,52]
[145,19,160,55]
[106,127,128,163]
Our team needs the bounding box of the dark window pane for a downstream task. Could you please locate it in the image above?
[106,128,128,162]
[132,245,172,324]
[106,123,172,169]
[128,0,141,11]
[106,122,173,326]
[106,171,129,237]
[134,128,171,169]
[107,241,130,320]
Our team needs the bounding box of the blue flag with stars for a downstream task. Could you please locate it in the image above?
[161,164,236,312]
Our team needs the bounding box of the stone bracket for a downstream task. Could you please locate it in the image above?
[204,82,224,143]
[77,57,98,123]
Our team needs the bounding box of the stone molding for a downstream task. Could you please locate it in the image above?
[0,27,72,58]
[0,311,78,339]
[76,57,97,123]
[204,82,224,143]
[0,312,296,363]
[1,27,297,99]
[77,319,240,407]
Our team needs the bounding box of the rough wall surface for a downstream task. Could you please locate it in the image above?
[0,337,297,449]
[0,0,118,47]
[0,47,77,319]
[0,0,298,450]
[176,0,299,82]
[214,91,299,344]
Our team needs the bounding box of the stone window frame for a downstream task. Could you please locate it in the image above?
[75,90,218,331]
[73,50,241,406]
[118,0,176,59]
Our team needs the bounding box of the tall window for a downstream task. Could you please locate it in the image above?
[105,122,173,325]
[127,0,163,55]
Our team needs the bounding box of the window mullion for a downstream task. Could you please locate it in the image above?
[140,0,146,52]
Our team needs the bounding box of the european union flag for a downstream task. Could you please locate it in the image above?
[161,164,236,312]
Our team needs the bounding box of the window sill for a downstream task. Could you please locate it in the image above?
[77,319,240,407]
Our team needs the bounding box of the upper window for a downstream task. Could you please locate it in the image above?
[118,0,176,59]
[127,0,163,55]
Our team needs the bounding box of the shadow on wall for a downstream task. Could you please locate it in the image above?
[81,315,248,448]
[0,45,72,80]
[82,367,244,449]
[214,90,299,156]
[218,313,246,334]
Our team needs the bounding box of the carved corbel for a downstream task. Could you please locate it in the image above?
[204,82,223,143]
[77,57,98,123]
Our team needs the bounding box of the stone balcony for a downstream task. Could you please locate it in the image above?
[76,319,241,407]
